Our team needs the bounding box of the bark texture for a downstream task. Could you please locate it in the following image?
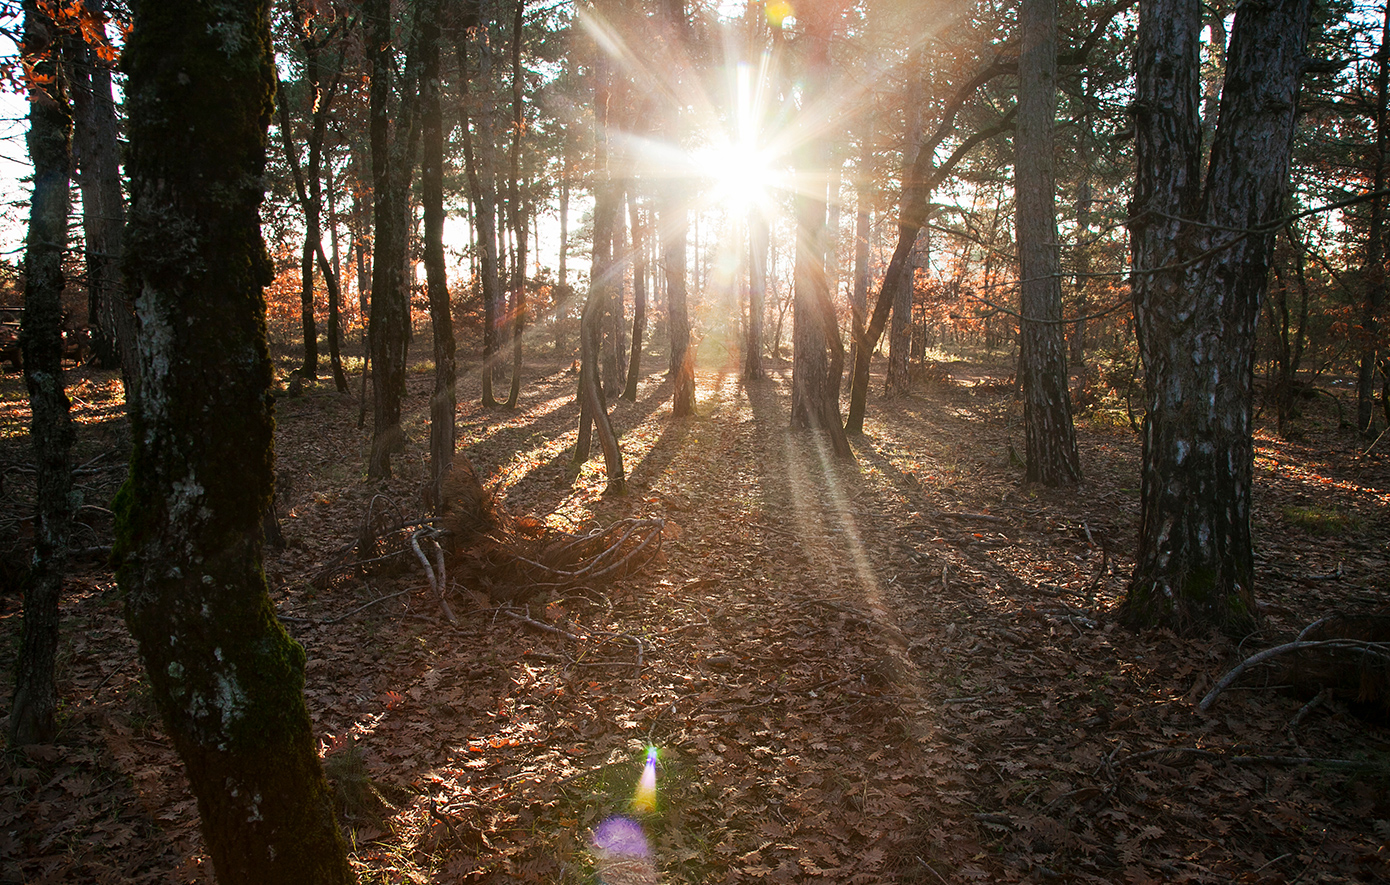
[117,2,354,881]
[1015,0,1080,486]
[367,0,420,476]
[422,0,454,508]
[789,4,851,458]
[11,0,74,748]
[69,0,133,392]
[1123,0,1311,632]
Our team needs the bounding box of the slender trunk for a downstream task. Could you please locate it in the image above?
[421,0,454,508]
[506,0,527,409]
[558,142,570,353]
[367,0,423,477]
[573,44,625,493]
[11,1,73,748]
[1016,0,1080,485]
[1358,3,1389,435]
[789,4,851,458]
[118,2,354,879]
[624,190,646,400]
[847,139,870,387]
[744,204,767,382]
[663,0,696,416]
[458,27,504,407]
[69,0,132,394]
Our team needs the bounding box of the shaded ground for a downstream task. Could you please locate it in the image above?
[1,346,1388,883]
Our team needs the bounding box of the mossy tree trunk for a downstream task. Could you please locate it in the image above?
[1122,0,1311,633]
[10,0,74,748]
[117,2,354,882]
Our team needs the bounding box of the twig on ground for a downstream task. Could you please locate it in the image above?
[90,651,140,701]
[279,589,411,626]
[499,608,585,642]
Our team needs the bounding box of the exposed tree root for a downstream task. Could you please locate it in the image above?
[312,459,664,607]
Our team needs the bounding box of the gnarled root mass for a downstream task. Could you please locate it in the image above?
[314,459,664,606]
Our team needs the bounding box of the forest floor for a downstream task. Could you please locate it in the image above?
[1,343,1388,884]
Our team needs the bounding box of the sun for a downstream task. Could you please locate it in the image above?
[694,136,778,214]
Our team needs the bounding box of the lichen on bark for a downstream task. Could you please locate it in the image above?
[115,2,353,882]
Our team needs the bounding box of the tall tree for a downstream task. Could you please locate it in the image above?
[422,0,454,506]
[662,0,696,417]
[1121,0,1312,631]
[117,1,354,881]
[69,0,133,392]
[623,189,648,400]
[504,0,528,408]
[457,7,506,408]
[366,0,422,477]
[10,0,74,748]
[1356,2,1389,436]
[789,2,851,457]
[574,41,627,494]
[277,4,349,391]
[1015,0,1080,485]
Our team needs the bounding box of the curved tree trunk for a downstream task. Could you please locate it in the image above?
[1016,0,1080,486]
[10,0,74,748]
[1122,0,1311,633]
[117,2,354,881]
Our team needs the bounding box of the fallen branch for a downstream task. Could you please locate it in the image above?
[1198,638,1390,712]
[1113,745,1385,773]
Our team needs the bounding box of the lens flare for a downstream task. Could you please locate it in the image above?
[632,746,659,814]
[592,816,658,885]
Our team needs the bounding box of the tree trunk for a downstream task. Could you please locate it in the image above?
[458,24,504,407]
[662,0,696,417]
[367,0,421,477]
[1016,0,1080,486]
[790,5,851,458]
[1358,3,1389,435]
[69,0,132,394]
[624,190,647,400]
[11,0,74,748]
[847,139,870,388]
[117,2,354,881]
[574,47,626,493]
[421,0,454,509]
[1122,0,1311,633]
[744,205,768,382]
[505,0,527,409]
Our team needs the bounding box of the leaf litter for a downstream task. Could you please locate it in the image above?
[0,352,1387,883]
